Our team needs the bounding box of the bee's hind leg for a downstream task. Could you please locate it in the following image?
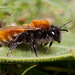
[7,32,28,56]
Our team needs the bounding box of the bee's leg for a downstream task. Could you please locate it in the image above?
[41,41,48,48]
[43,42,49,52]
[41,43,43,47]
[44,42,49,46]
[7,43,18,56]
[49,41,53,48]
[7,32,27,56]
[32,40,38,57]
[46,41,53,52]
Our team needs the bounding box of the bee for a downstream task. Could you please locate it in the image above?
[0,20,73,57]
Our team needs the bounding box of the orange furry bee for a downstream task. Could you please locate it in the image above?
[0,20,73,57]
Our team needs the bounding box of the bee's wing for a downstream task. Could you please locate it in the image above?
[0,24,40,31]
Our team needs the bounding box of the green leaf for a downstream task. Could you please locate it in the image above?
[0,33,75,63]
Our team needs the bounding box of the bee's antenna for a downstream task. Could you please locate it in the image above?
[59,29,68,32]
[60,20,73,28]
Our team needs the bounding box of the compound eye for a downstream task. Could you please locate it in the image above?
[51,31,55,35]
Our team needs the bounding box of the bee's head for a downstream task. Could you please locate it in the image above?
[48,20,73,43]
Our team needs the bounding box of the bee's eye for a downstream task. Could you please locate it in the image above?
[51,31,55,35]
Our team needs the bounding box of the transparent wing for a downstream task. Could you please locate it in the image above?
[0,24,40,31]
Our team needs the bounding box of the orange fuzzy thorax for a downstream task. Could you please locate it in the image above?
[31,20,50,30]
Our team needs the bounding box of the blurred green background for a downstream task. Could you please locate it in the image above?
[0,0,75,29]
[0,0,75,75]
